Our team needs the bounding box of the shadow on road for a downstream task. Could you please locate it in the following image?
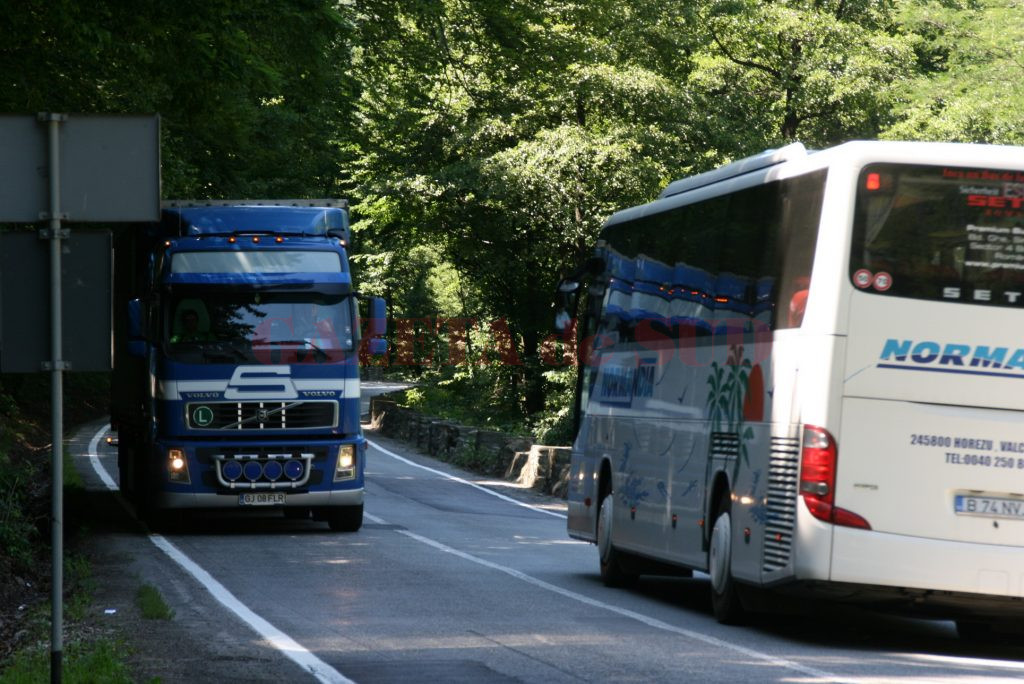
[67,485,352,538]
[574,571,1024,664]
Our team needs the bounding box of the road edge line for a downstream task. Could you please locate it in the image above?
[366,438,566,519]
[85,424,355,684]
[363,509,854,684]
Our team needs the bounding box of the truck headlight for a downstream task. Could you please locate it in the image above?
[334,444,356,481]
[168,448,191,484]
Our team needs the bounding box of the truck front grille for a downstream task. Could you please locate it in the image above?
[185,401,337,430]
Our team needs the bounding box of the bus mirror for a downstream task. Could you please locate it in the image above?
[554,279,580,332]
[558,280,580,295]
[587,284,604,320]
[554,309,572,333]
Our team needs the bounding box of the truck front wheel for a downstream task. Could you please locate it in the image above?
[327,504,363,532]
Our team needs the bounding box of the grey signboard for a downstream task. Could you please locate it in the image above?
[0,114,160,223]
[0,231,112,372]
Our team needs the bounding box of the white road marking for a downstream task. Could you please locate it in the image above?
[361,511,852,683]
[908,653,1024,672]
[86,425,355,684]
[87,424,118,490]
[366,438,566,519]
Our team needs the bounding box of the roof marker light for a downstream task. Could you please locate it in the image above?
[275,236,284,243]
[228,236,237,244]
[252,236,261,244]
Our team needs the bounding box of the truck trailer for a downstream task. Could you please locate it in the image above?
[111,200,386,531]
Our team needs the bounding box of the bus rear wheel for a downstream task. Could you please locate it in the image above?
[957,618,1024,643]
[708,499,745,624]
[597,492,637,587]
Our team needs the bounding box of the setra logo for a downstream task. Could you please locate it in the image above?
[224,365,299,400]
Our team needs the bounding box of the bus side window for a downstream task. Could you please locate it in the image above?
[773,170,827,329]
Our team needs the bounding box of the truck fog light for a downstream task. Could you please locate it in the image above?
[168,448,191,484]
[334,445,356,481]
[222,460,243,482]
[263,460,283,481]
[243,460,264,482]
[284,459,304,481]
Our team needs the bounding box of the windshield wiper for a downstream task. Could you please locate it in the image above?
[201,345,248,362]
[261,339,328,359]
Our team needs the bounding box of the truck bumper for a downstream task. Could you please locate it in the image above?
[157,487,363,509]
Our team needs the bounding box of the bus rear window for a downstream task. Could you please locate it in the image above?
[851,163,1024,306]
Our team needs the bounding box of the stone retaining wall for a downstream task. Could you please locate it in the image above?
[369,395,571,498]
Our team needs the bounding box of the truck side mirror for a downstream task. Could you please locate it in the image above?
[366,338,388,356]
[127,298,146,358]
[364,296,387,356]
[367,297,386,339]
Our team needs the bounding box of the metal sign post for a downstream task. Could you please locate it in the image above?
[42,112,67,684]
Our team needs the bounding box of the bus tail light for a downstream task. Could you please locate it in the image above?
[799,426,871,530]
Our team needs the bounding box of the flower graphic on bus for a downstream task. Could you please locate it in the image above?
[706,345,752,433]
[619,473,650,511]
[706,344,761,479]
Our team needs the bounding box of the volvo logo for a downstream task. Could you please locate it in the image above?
[257,408,270,422]
[192,405,214,427]
[224,365,298,400]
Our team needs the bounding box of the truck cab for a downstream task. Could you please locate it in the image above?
[112,200,386,531]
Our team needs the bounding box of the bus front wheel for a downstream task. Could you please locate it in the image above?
[597,493,636,587]
[708,499,745,624]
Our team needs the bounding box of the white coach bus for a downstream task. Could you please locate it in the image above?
[556,141,1024,636]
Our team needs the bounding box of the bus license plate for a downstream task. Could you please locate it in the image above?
[954,494,1024,520]
[239,492,286,506]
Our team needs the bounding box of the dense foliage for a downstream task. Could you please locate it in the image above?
[2,0,1022,438]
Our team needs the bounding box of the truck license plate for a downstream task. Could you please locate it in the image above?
[238,492,287,506]
[954,494,1024,520]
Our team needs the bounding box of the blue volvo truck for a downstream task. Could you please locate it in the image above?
[111,200,386,531]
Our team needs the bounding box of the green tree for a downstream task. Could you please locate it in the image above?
[689,0,918,151]
[0,0,354,198]
[350,0,699,414]
[885,0,1024,143]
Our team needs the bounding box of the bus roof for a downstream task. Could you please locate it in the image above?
[606,140,1024,231]
[658,142,808,200]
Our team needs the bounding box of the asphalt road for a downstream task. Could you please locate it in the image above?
[70,385,1024,683]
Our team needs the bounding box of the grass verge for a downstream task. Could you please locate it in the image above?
[0,372,136,682]
[136,585,174,621]
[0,639,132,684]
[0,551,130,683]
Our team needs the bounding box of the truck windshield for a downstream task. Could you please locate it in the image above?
[165,292,355,363]
[850,163,1024,306]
